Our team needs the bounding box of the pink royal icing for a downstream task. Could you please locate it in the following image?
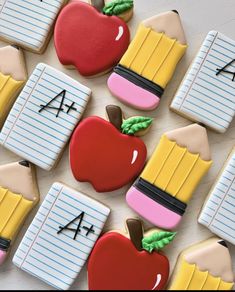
[108,73,160,110]
[126,187,182,229]
[0,250,7,266]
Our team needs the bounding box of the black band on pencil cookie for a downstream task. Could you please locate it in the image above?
[114,65,164,98]
[134,178,187,216]
[0,237,11,251]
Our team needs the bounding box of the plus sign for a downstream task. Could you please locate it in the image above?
[65,102,77,114]
[83,225,95,237]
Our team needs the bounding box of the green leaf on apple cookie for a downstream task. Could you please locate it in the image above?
[142,231,176,253]
[103,0,133,16]
[121,117,153,135]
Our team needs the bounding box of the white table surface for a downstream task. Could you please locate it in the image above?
[0,0,235,290]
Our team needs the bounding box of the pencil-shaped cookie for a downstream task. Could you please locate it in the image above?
[170,31,235,133]
[169,238,234,290]
[199,147,235,245]
[126,124,212,229]
[0,45,27,128]
[0,161,39,265]
[108,10,187,110]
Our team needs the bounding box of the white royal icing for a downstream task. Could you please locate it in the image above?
[199,148,235,245]
[152,274,162,290]
[170,31,235,133]
[115,26,124,41]
[0,0,65,51]
[13,182,110,290]
[131,150,138,165]
[0,63,91,171]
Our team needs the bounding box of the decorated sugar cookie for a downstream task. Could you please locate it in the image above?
[169,238,234,290]
[103,0,134,22]
[126,124,212,229]
[70,105,152,192]
[108,10,187,110]
[0,45,27,128]
[199,147,235,245]
[0,161,39,265]
[0,0,68,53]
[80,0,105,11]
[0,63,91,171]
[13,182,110,290]
[170,31,235,133]
[54,0,130,77]
[88,218,176,290]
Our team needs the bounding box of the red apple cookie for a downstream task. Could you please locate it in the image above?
[69,105,152,192]
[88,218,175,290]
[54,1,130,77]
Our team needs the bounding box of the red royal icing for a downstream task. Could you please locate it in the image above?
[88,232,169,290]
[69,117,147,192]
[54,1,130,76]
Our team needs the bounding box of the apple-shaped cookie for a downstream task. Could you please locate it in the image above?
[69,105,152,192]
[88,218,176,290]
[54,1,130,77]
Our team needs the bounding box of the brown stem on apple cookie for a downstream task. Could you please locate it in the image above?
[106,105,123,131]
[126,218,144,251]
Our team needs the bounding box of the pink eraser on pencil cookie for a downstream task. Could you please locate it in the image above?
[108,73,160,110]
[126,186,182,230]
[126,124,212,229]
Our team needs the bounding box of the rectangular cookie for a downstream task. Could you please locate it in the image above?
[0,63,91,171]
[0,0,67,53]
[198,147,235,245]
[170,31,235,133]
[13,182,110,290]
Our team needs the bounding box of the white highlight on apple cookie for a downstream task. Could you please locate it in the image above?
[152,274,162,290]
[131,150,138,165]
[115,26,124,41]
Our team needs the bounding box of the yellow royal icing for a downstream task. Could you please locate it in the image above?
[0,72,24,127]
[169,259,234,290]
[0,187,34,240]
[141,135,212,203]
[120,24,187,89]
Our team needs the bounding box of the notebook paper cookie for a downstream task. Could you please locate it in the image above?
[0,45,27,128]
[126,124,212,230]
[0,63,91,171]
[199,147,235,245]
[170,31,235,133]
[13,182,110,290]
[0,161,39,265]
[169,238,234,290]
[0,0,67,53]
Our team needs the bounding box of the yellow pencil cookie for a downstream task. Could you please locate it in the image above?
[0,45,27,128]
[0,161,39,265]
[126,124,212,230]
[108,10,187,110]
[169,238,234,290]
